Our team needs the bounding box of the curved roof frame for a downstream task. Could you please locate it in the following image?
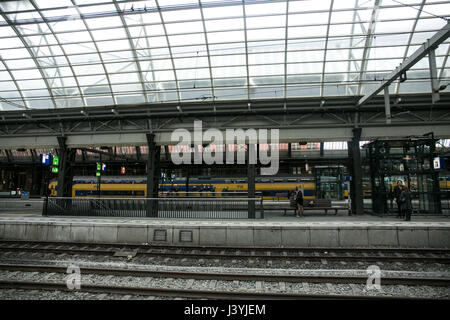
[0,0,449,111]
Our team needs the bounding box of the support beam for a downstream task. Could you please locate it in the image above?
[384,87,392,124]
[146,133,160,217]
[358,20,450,107]
[429,49,440,104]
[348,128,364,215]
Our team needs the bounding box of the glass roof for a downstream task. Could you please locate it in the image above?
[0,0,449,110]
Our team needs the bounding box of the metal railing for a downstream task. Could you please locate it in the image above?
[43,197,264,219]
[372,191,450,215]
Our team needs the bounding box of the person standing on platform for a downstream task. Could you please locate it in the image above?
[296,187,304,217]
[399,186,413,221]
[393,180,404,218]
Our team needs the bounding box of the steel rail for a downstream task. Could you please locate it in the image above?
[0,243,449,263]
[1,239,449,254]
[0,263,449,287]
[0,280,440,300]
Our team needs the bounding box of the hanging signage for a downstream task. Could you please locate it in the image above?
[52,155,59,166]
[40,153,51,165]
[433,157,444,170]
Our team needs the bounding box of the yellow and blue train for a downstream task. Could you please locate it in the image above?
[48,175,449,199]
[49,175,323,200]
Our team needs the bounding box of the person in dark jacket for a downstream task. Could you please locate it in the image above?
[399,186,413,221]
[393,180,404,218]
[296,187,304,217]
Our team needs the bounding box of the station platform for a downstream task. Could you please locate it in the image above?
[0,209,449,249]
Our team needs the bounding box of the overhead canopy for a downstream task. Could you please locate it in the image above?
[0,0,449,111]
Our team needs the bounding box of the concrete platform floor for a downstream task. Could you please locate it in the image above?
[0,209,449,223]
[0,210,449,248]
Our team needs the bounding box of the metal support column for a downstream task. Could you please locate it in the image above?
[348,128,364,215]
[247,154,256,219]
[56,136,75,197]
[429,133,442,214]
[146,133,160,217]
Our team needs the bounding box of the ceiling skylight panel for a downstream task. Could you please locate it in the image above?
[168,33,205,46]
[56,31,92,44]
[63,42,97,55]
[289,0,331,13]
[422,3,450,18]
[96,39,131,52]
[249,64,284,76]
[249,52,284,65]
[91,28,127,41]
[212,65,246,78]
[328,24,354,37]
[415,17,447,32]
[0,26,16,37]
[210,54,245,67]
[11,68,42,80]
[366,58,402,71]
[287,62,323,74]
[288,25,328,39]
[375,20,415,34]
[247,28,285,41]
[73,64,105,76]
[174,56,209,69]
[152,70,175,81]
[207,30,245,44]
[0,0,34,12]
[245,1,286,16]
[246,15,285,29]
[86,16,123,29]
[25,34,58,46]
[288,12,330,27]
[287,51,324,63]
[0,47,31,59]
[16,79,47,90]
[204,18,244,32]
[105,62,138,73]
[40,7,80,19]
[162,8,202,22]
[51,19,86,32]
[0,37,23,49]
[202,5,243,19]
[165,21,204,34]
[377,6,418,21]
[5,58,36,69]
[109,72,139,84]
[68,53,102,65]
[176,68,210,80]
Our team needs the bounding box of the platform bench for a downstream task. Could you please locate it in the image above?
[280,199,349,215]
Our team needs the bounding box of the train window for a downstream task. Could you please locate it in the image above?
[288,179,297,182]
[135,191,144,196]
[274,179,283,182]
[261,179,269,182]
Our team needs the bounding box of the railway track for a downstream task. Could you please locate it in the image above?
[1,279,430,300]
[0,240,449,264]
[0,240,449,299]
[0,262,448,287]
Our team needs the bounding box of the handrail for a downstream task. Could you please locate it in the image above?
[48,197,262,201]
